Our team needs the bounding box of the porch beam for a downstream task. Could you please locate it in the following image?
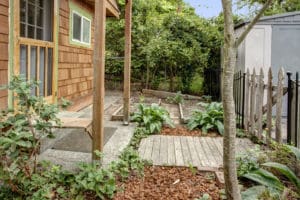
[92,0,106,160]
[123,0,132,125]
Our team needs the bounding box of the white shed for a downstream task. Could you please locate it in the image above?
[235,11,300,79]
[235,11,300,116]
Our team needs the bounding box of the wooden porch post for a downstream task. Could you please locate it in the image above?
[123,0,132,125]
[92,0,106,160]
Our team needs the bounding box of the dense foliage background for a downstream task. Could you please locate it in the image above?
[105,0,223,95]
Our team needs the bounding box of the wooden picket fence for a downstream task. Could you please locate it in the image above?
[234,68,288,145]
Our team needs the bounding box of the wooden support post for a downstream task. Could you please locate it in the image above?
[123,0,132,125]
[92,0,106,160]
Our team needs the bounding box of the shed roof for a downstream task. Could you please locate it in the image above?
[235,11,300,29]
[83,0,120,18]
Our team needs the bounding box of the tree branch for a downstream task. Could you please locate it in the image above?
[235,0,273,47]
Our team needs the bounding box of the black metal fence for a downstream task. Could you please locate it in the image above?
[233,69,300,147]
[287,72,300,147]
[203,68,222,101]
[233,71,245,129]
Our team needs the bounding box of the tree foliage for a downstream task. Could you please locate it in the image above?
[106,0,222,93]
[238,0,300,15]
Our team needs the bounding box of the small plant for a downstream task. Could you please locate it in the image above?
[240,144,300,198]
[236,146,267,177]
[0,76,68,195]
[129,127,150,149]
[187,102,224,135]
[166,91,184,104]
[131,103,174,134]
[197,193,211,200]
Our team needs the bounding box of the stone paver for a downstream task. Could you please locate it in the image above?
[138,135,254,169]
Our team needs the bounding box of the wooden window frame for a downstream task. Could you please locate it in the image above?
[69,2,92,48]
[9,0,59,106]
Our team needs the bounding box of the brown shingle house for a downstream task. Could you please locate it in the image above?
[0,0,119,110]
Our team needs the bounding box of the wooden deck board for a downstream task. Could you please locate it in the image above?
[167,136,176,165]
[174,136,184,166]
[138,135,254,169]
[180,137,192,165]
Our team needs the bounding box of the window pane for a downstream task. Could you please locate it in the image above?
[20,23,26,37]
[20,45,28,78]
[37,0,43,8]
[72,13,81,41]
[36,28,43,40]
[20,0,26,23]
[30,46,37,95]
[39,47,45,96]
[47,48,53,96]
[82,18,90,43]
[27,25,35,39]
[36,8,43,27]
[28,3,35,25]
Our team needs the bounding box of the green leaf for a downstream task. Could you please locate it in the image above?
[262,162,300,190]
[243,168,284,191]
[216,120,224,135]
[241,186,267,200]
[16,141,32,148]
[287,145,300,161]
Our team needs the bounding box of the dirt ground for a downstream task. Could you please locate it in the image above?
[114,166,223,200]
[161,125,221,137]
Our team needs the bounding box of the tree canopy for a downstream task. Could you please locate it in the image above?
[105,0,222,94]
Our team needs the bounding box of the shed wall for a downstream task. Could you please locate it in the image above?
[58,0,94,101]
[0,0,9,110]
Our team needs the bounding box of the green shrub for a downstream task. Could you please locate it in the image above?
[131,103,174,134]
[0,76,66,195]
[0,76,146,200]
[166,91,184,104]
[187,102,224,135]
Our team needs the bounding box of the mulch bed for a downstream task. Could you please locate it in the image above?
[114,166,223,200]
[161,125,221,137]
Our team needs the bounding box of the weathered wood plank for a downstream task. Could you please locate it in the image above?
[250,69,257,135]
[151,135,161,164]
[198,137,217,167]
[138,138,147,157]
[143,137,154,161]
[159,136,168,165]
[266,68,273,145]
[212,137,223,155]
[275,68,284,143]
[186,137,201,167]
[167,136,176,165]
[192,137,207,166]
[180,137,192,165]
[206,137,223,167]
[256,68,264,139]
[244,69,250,131]
[174,136,184,166]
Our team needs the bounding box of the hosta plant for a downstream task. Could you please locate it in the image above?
[187,102,224,135]
[131,103,174,134]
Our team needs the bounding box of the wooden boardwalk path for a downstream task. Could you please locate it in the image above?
[138,135,254,169]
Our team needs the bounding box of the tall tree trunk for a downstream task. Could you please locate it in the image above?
[221,0,272,199]
[221,0,241,199]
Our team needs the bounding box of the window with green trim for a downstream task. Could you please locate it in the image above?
[70,4,92,47]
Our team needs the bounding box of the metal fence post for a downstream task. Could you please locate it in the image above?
[287,72,292,144]
[242,72,246,129]
[295,72,299,147]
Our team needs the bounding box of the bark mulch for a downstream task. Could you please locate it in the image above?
[161,125,221,137]
[114,166,223,200]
